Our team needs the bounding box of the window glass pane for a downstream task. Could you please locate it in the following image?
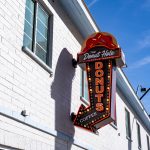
[23,0,34,50]
[26,0,34,12]
[137,123,141,148]
[125,109,131,138]
[24,21,33,38]
[35,4,48,63]
[38,4,48,26]
[125,111,129,135]
[36,31,47,51]
[37,19,48,38]
[36,44,46,63]
[147,135,150,150]
[25,7,34,25]
[80,69,89,100]
[83,70,89,100]
[23,34,32,50]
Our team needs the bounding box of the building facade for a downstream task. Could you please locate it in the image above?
[0,0,149,150]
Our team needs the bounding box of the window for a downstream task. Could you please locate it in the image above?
[147,135,150,150]
[23,0,52,67]
[80,69,89,102]
[125,109,131,139]
[136,122,142,149]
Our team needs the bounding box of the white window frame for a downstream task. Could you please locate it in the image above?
[23,0,53,74]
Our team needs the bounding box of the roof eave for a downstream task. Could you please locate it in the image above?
[59,0,99,38]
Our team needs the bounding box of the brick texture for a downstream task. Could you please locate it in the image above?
[0,0,149,150]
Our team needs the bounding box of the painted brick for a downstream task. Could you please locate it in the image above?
[0,0,149,150]
[0,77,13,90]
[0,130,5,145]
[0,50,14,64]
[14,61,26,73]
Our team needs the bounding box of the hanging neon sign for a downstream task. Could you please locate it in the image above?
[72,32,125,132]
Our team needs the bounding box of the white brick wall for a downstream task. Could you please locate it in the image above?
[0,0,149,150]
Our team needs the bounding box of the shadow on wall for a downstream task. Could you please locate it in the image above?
[48,0,83,45]
[51,48,75,150]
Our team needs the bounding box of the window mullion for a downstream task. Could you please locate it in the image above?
[32,1,38,53]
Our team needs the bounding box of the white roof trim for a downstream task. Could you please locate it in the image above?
[59,0,99,38]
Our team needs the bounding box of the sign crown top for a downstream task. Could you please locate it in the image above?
[79,32,119,55]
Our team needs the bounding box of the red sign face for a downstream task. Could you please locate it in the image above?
[73,60,116,132]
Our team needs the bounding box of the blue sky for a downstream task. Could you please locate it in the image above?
[84,0,150,114]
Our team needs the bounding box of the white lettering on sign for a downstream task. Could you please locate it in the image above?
[84,52,101,60]
[83,50,115,60]
[101,50,115,57]
[80,112,97,123]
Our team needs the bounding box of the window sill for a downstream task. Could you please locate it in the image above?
[22,46,53,76]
